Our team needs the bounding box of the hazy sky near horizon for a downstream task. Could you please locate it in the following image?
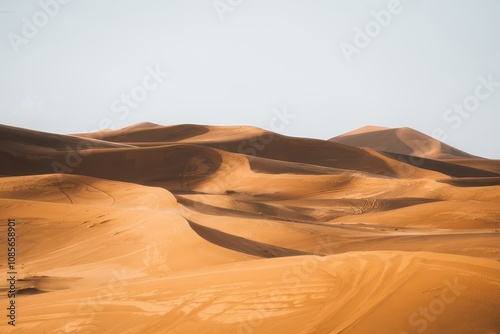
[1,0,499,158]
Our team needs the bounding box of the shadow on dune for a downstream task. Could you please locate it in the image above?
[437,177,500,187]
[382,152,500,177]
[187,220,315,258]
[16,287,47,296]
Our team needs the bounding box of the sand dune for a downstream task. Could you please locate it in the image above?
[330,126,477,159]
[75,124,455,178]
[1,123,499,333]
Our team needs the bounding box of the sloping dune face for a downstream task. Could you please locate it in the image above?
[0,123,499,334]
[330,126,476,159]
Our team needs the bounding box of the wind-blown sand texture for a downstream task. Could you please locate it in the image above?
[1,123,499,333]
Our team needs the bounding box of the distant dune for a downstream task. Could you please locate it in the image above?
[1,123,499,333]
[330,126,477,159]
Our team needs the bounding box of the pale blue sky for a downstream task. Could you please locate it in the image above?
[1,0,499,157]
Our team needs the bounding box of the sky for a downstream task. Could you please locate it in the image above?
[1,0,499,158]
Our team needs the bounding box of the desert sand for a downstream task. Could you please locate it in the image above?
[0,123,499,333]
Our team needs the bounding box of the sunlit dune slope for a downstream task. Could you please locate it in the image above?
[7,252,500,334]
